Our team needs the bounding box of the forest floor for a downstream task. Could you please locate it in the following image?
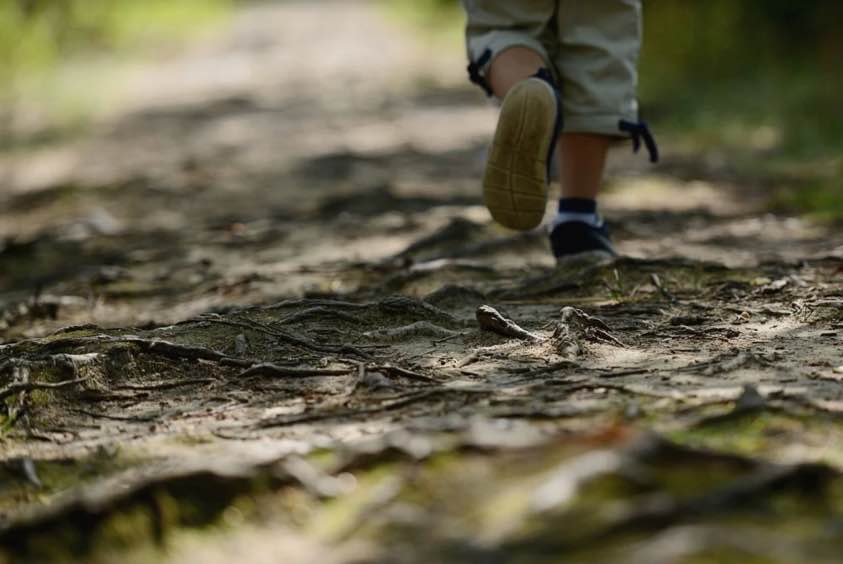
[2,2,843,562]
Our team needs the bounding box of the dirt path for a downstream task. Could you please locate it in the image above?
[2,1,843,562]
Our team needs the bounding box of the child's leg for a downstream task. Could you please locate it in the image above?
[486,48,610,204]
[557,134,610,201]
[462,0,654,249]
[547,0,653,258]
[462,1,558,230]
[487,47,545,97]
[463,1,555,83]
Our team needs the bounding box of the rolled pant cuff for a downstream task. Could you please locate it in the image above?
[467,31,554,95]
[562,114,639,137]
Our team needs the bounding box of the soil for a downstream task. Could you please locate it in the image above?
[1,2,843,563]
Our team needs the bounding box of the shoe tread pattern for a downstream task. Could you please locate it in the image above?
[483,79,556,231]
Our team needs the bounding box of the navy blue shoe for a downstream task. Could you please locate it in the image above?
[549,221,617,260]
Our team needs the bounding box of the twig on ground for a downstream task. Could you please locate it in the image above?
[597,367,657,379]
[257,389,467,429]
[458,352,484,368]
[0,377,88,401]
[276,307,364,326]
[344,359,367,394]
[370,364,438,384]
[72,408,158,423]
[476,305,544,342]
[650,273,679,303]
[238,363,353,379]
[433,332,466,344]
[363,321,460,341]
[401,346,438,363]
[262,298,369,311]
[115,378,218,392]
[509,360,580,376]
[198,316,372,358]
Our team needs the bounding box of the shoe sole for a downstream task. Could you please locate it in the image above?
[483,78,557,231]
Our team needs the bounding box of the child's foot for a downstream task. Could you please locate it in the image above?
[483,70,561,231]
[549,198,616,260]
[549,221,617,260]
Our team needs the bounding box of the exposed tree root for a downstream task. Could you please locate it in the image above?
[476,305,544,342]
[0,377,89,402]
[237,363,353,379]
[256,389,469,429]
[363,321,461,341]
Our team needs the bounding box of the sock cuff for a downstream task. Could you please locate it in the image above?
[558,198,597,214]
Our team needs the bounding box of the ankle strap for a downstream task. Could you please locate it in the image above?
[619,120,660,163]
[467,49,494,97]
[532,67,558,89]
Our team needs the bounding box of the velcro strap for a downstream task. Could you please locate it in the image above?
[619,120,660,163]
[467,49,494,96]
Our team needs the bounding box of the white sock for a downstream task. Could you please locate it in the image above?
[549,211,604,231]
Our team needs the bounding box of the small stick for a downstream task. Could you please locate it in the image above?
[115,378,217,391]
[0,377,88,401]
[371,364,437,384]
[237,363,354,379]
[476,305,544,342]
[651,273,679,303]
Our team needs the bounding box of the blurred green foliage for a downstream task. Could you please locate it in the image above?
[377,0,463,47]
[639,1,843,150]
[0,0,231,149]
[638,0,843,218]
[0,0,230,95]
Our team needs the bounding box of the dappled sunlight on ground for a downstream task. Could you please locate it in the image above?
[2,1,843,562]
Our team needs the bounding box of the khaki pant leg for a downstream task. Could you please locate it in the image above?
[555,0,642,135]
[461,0,557,89]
